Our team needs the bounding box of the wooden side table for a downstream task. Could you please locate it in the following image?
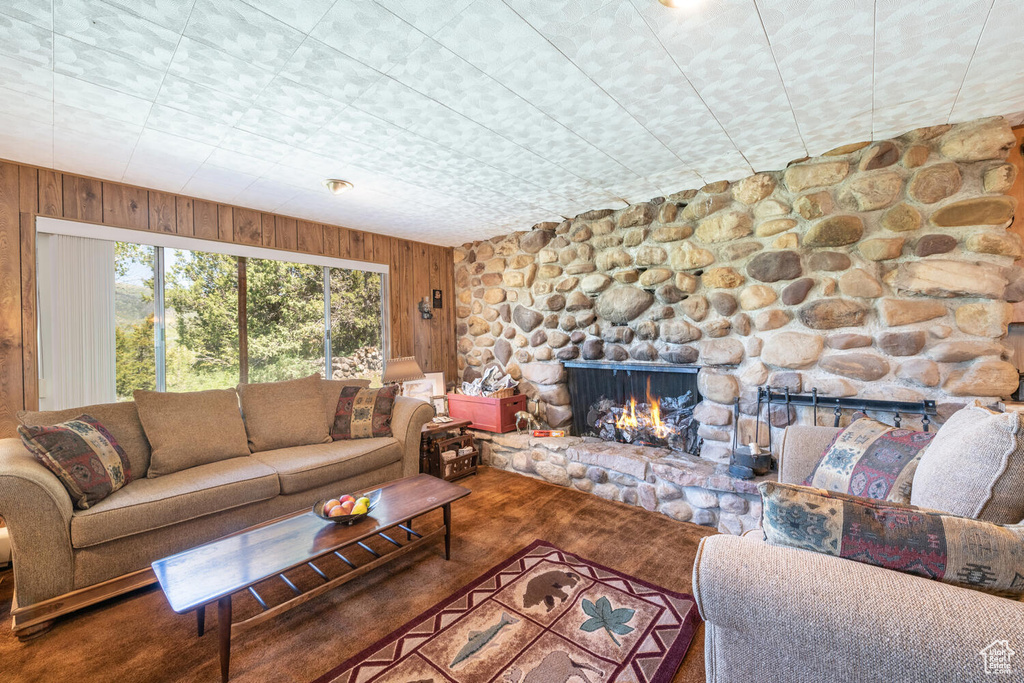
[420,419,477,481]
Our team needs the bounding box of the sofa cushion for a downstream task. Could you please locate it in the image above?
[18,414,134,510]
[802,416,935,504]
[911,403,1024,523]
[322,379,370,433]
[760,481,1024,599]
[238,374,329,452]
[331,385,398,440]
[18,401,151,477]
[70,456,279,548]
[134,389,250,478]
[252,438,402,494]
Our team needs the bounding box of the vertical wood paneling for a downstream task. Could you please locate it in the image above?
[322,224,341,257]
[350,230,365,261]
[232,207,261,246]
[260,213,275,247]
[102,183,149,230]
[20,213,36,411]
[37,170,62,217]
[296,220,324,255]
[149,191,177,233]
[18,166,36,214]
[193,200,219,240]
[175,196,194,236]
[0,162,456,436]
[0,163,23,436]
[217,205,233,242]
[276,217,297,251]
[63,176,103,222]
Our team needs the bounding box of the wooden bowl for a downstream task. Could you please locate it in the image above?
[313,489,382,525]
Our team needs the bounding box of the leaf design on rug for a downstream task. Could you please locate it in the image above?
[579,596,635,646]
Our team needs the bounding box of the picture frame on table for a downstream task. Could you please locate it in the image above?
[403,373,447,414]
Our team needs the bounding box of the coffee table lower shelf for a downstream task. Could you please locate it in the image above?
[199,516,447,682]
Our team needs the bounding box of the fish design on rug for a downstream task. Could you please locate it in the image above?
[450,612,519,668]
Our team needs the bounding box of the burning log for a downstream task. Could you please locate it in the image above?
[584,384,700,455]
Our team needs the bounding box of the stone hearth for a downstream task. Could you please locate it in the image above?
[474,431,771,535]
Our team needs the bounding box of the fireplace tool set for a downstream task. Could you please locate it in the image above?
[728,386,939,480]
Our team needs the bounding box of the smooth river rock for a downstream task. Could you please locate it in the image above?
[819,353,890,381]
[761,332,824,369]
[798,299,869,329]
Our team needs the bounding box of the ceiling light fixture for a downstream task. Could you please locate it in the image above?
[322,179,353,195]
[658,0,698,7]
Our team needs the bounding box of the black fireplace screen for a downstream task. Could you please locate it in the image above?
[565,361,701,454]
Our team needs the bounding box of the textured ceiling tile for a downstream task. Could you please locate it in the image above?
[184,164,260,196]
[240,0,336,33]
[235,105,323,147]
[185,0,305,72]
[167,36,276,102]
[102,0,193,33]
[258,76,348,128]
[133,128,216,168]
[53,126,135,177]
[950,0,1024,122]
[217,128,298,162]
[310,0,428,72]
[55,0,179,71]
[205,147,279,178]
[145,104,231,146]
[121,158,193,193]
[872,0,991,136]
[372,0,477,36]
[53,104,143,141]
[231,179,302,213]
[0,12,53,67]
[53,73,152,126]
[0,85,52,120]
[0,53,52,98]
[0,112,53,167]
[53,34,164,99]
[278,38,384,104]
[1,0,51,29]
[757,0,873,145]
[155,74,253,126]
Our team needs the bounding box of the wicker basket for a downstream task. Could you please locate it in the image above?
[485,387,515,399]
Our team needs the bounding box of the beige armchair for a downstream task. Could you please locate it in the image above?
[693,425,1024,683]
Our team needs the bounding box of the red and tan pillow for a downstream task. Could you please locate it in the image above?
[18,415,133,509]
[331,385,398,440]
[759,481,1024,599]
[803,416,935,504]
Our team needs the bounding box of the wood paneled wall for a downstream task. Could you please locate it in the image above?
[0,160,456,436]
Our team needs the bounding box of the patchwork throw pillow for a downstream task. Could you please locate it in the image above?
[759,481,1024,599]
[911,402,1024,524]
[803,416,936,504]
[332,384,398,440]
[18,415,133,509]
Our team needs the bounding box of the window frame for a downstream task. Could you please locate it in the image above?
[35,216,390,392]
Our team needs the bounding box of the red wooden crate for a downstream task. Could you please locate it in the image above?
[447,393,527,433]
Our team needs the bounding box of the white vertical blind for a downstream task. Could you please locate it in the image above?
[40,234,117,409]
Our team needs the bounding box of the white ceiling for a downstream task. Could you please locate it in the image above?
[0,0,1022,247]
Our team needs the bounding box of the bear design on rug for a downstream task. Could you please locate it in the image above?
[522,570,580,612]
[504,651,603,683]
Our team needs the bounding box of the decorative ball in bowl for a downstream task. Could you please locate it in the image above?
[313,489,382,525]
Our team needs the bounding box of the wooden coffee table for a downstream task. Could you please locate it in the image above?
[151,474,470,681]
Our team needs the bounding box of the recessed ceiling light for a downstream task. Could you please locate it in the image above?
[658,0,699,7]
[322,179,353,195]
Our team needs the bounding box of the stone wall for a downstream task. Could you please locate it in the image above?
[454,116,1021,463]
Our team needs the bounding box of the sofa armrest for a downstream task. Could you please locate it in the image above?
[694,533,1024,683]
[0,437,75,608]
[777,425,838,484]
[391,397,435,477]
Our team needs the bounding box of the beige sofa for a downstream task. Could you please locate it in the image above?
[0,379,434,638]
[693,425,1024,683]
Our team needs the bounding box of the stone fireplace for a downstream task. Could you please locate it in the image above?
[456,115,1021,534]
[565,360,700,454]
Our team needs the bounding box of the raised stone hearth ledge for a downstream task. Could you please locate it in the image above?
[455,116,1022,450]
[474,431,770,535]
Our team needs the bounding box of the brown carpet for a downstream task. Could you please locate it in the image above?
[0,467,716,683]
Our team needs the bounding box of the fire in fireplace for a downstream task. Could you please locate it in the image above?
[565,361,701,455]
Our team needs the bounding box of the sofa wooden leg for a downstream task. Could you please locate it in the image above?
[14,619,54,641]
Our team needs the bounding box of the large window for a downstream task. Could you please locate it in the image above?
[36,220,387,410]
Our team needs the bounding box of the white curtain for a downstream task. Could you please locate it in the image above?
[39,234,117,409]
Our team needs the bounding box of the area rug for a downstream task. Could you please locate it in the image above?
[312,540,701,683]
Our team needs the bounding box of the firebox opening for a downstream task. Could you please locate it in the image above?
[565,361,701,456]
